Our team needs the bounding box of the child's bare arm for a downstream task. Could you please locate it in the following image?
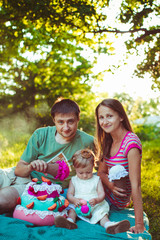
[67,180,81,207]
[89,179,105,206]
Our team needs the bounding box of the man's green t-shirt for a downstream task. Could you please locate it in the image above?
[21,126,94,188]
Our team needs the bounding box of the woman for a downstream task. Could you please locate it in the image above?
[95,98,145,234]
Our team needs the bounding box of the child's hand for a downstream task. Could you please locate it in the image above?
[89,198,97,207]
[73,198,82,207]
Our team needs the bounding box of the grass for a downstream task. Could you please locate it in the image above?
[0,131,31,168]
[0,128,160,239]
[141,140,160,240]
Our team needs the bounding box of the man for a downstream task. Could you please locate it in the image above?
[0,98,95,214]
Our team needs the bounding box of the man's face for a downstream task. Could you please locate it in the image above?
[53,112,79,142]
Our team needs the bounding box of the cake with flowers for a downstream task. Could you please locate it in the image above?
[13,176,69,226]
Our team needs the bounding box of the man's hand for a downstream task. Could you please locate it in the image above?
[29,160,48,173]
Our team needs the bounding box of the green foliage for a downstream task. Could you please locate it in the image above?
[135,39,160,88]
[133,124,160,141]
[0,130,31,168]
[0,0,160,122]
[113,92,135,116]
[113,92,160,122]
[118,0,160,85]
[114,93,160,142]
[77,92,97,135]
[119,0,154,26]
[0,30,95,119]
[141,140,160,240]
[0,0,108,61]
[0,0,112,121]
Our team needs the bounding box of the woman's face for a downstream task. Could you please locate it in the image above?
[98,105,123,134]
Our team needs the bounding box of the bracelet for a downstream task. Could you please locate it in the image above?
[54,160,70,181]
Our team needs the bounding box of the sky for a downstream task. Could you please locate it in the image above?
[89,0,160,101]
[91,40,160,101]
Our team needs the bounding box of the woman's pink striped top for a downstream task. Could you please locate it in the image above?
[104,131,142,209]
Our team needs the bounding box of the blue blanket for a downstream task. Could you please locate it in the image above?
[0,208,152,240]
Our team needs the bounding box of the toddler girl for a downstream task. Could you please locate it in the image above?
[54,149,130,234]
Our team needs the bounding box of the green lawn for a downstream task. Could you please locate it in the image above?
[0,130,159,239]
[141,140,160,240]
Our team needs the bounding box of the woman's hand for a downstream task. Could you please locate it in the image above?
[128,148,145,234]
[110,181,127,198]
[130,223,145,234]
[98,160,127,198]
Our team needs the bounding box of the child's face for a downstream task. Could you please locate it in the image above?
[75,164,93,180]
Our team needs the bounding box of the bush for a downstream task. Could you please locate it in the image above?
[133,124,160,141]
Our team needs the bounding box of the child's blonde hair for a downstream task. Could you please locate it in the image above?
[72,148,95,168]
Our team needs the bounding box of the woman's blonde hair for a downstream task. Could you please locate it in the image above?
[72,149,95,168]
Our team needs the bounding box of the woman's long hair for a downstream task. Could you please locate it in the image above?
[95,98,133,160]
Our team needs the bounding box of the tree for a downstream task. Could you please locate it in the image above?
[0,0,160,128]
[113,92,160,121]
[0,0,108,62]
[0,31,94,119]
[0,0,109,125]
[92,0,160,89]
[119,0,160,90]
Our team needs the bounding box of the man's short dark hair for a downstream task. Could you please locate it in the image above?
[51,98,80,119]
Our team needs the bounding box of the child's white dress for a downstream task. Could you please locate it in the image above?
[71,175,110,224]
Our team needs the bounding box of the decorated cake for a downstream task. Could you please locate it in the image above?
[13,176,69,226]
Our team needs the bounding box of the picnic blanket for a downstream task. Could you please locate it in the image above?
[0,208,152,240]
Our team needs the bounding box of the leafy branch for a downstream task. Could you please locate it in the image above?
[91,27,160,41]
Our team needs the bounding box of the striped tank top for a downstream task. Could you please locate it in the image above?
[104,131,142,209]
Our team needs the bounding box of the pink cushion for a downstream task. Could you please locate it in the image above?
[13,209,67,226]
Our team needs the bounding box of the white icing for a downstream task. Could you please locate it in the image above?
[108,165,128,182]
[15,205,68,219]
[21,194,65,204]
[23,182,62,196]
